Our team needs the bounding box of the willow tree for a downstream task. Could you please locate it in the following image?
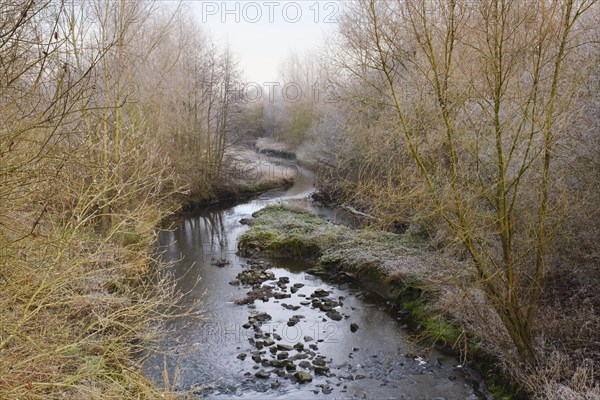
[337,0,597,364]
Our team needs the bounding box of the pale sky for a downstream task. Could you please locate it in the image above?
[190,1,342,83]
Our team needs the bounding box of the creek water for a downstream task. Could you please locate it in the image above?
[145,160,488,399]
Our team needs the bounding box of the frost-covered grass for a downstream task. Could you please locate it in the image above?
[239,204,473,346]
[239,204,453,285]
[238,204,348,257]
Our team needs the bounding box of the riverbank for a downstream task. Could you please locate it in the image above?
[175,147,297,213]
[0,199,182,399]
[255,138,297,160]
[238,204,520,398]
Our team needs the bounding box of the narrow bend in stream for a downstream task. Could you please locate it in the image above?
[145,159,486,399]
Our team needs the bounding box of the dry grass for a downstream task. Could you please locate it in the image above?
[535,353,600,400]
[0,207,187,399]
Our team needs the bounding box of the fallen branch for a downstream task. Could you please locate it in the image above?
[342,205,378,220]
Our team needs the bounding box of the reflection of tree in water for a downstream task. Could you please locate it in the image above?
[176,212,224,248]
[202,210,228,254]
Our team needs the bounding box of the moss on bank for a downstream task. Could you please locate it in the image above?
[239,205,443,296]
[239,204,455,333]
[238,205,347,257]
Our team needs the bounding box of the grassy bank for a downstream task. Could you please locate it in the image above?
[177,178,294,213]
[238,204,520,398]
[176,147,297,212]
[0,210,183,399]
[254,138,297,160]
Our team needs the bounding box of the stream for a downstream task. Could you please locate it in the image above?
[145,160,487,399]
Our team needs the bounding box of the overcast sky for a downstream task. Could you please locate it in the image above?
[190,1,342,83]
